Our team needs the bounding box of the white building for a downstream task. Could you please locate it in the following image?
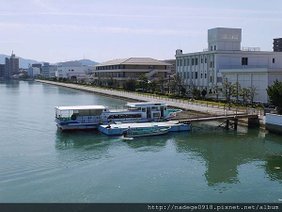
[27,67,41,78]
[176,27,282,103]
[42,63,57,78]
[55,64,94,80]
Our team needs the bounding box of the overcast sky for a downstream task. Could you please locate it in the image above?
[1,0,282,63]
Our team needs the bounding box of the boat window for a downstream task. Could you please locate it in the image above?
[78,109,103,116]
[153,113,160,118]
[128,107,141,111]
[151,106,159,111]
[108,113,142,119]
[142,108,146,112]
[57,110,72,118]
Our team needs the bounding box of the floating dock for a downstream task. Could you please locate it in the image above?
[98,121,190,136]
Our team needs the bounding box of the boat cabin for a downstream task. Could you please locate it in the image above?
[55,105,107,122]
[126,102,167,120]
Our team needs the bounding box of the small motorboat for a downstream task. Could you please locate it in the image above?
[122,125,170,140]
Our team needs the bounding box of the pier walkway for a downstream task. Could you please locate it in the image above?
[37,80,263,117]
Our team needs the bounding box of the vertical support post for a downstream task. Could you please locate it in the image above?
[225,119,230,130]
[234,118,238,130]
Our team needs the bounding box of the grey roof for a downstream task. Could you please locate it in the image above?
[96,57,171,67]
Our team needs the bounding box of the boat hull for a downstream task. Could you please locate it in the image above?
[99,121,191,136]
[56,123,99,131]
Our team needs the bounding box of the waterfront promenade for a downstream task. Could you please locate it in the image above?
[36,80,261,116]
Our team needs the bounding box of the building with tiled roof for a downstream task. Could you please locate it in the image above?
[92,57,172,86]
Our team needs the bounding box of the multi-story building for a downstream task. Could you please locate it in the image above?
[27,66,41,78]
[0,64,5,79]
[273,38,282,52]
[5,53,19,79]
[55,64,93,80]
[162,59,176,75]
[176,27,282,103]
[92,57,171,86]
[42,63,57,78]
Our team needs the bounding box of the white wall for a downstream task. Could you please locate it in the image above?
[56,66,93,79]
[221,68,269,103]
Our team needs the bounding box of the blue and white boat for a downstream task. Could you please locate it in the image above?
[55,102,181,131]
[122,125,171,139]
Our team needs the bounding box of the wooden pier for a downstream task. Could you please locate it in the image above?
[177,114,259,130]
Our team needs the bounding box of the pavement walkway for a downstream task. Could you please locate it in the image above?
[37,80,262,116]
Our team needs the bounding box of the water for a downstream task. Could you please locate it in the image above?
[0,81,281,203]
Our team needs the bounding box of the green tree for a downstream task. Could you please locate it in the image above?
[171,73,186,96]
[222,79,237,109]
[148,80,158,93]
[137,74,149,92]
[239,87,250,105]
[192,87,201,99]
[267,80,282,114]
[123,79,136,91]
[249,86,257,106]
[201,89,207,99]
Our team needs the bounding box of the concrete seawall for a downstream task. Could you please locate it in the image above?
[36,80,251,116]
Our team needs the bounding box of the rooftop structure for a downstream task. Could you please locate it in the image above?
[273,38,282,52]
[208,27,242,51]
[95,57,171,68]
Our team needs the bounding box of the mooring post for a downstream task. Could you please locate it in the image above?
[248,116,259,128]
[225,119,230,130]
[234,118,238,130]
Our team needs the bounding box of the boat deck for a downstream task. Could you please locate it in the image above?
[98,121,190,136]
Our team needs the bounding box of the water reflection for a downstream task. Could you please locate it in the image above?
[174,128,282,186]
[55,130,107,150]
[54,124,282,187]
[124,135,169,151]
[1,80,19,88]
[265,155,282,182]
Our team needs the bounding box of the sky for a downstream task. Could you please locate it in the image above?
[0,0,282,63]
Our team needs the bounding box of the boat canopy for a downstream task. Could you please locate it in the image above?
[126,102,166,108]
[55,105,106,111]
[55,105,107,118]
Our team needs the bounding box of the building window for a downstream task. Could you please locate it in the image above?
[272,58,275,63]
[192,58,194,66]
[201,73,203,78]
[187,59,189,66]
[201,57,203,63]
[195,58,198,65]
[211,46,213,51]
[205,73,207,78]
[205,57,207,63]
[214,45,216,51]
[242,57,248,65]
[195,72,198,79]
[210,61,213,68]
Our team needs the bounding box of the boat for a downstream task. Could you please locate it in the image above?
[55,102,181,131]
[122,125,170,139]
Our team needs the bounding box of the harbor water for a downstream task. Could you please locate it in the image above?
[0,81,281,203]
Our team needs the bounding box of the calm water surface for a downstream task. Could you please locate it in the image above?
[0,81,281,203]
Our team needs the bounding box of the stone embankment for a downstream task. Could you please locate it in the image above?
[36,80,262,118]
